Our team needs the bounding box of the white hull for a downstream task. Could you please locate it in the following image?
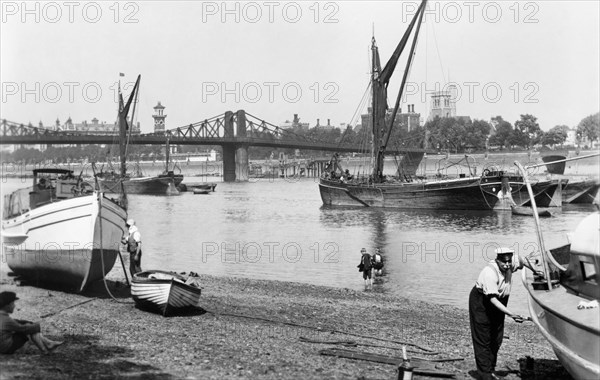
[131,270,202,316]
[524,272,600,379]
[2,193,127,291]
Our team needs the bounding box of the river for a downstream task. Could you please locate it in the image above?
[5,174,595,316]
[1,161,597,316]
[130,178,596,316]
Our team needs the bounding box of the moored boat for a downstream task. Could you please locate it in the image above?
[320,171,561,210]
[517,161,600,379]
[96,76,179,196]
[563,178,600,204]
[540,153,600,204]
[511,205,552,217]
[1,76,142,292]
[157,138,184,188]
[2,169,127,292]
[159,171,184,187]
[98,172,179,195]
[523,212,600,379]
[318,0,558,211]
[131,270,202,316]
[192,183,217,192]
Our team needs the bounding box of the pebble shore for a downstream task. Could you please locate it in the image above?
[0,260,572,380]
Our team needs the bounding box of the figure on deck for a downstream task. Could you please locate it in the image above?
[324,153,343,180]
[341,169,353,183]
[496,177,516,209]
[37,178,48,190]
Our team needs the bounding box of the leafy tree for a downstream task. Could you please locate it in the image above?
[423,116,491,153]
[576,112,600,144]
[540,125,568,147]
[513,114,542,149]
[488,116,513,149]
[465,119,491,151]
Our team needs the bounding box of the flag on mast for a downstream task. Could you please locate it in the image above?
[119,72,125,77]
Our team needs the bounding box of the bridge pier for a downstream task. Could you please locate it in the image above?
[222,146,236,182]
[221,110,250,182]
[222,111,236,182]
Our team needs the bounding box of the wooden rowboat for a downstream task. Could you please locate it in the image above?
[511,205,551,217]
[131,270,202,316]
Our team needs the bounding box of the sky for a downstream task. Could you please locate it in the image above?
[1,0,599,134]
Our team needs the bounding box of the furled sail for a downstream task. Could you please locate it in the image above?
[372,0,427,180]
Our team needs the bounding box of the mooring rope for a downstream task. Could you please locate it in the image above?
[98,192,133,304]
[205,309,436,353]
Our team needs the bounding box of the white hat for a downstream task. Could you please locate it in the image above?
[126,218,135,226]
[495,247,514,256]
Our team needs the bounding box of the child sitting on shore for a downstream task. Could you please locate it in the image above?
[0,291,64,354]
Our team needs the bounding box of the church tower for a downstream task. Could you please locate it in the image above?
[428,85,457,121]
[153,101,166,133]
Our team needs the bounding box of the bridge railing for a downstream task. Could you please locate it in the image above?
[2,119,64,137]
[1,113,435,155]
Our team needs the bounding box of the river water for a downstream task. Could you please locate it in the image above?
[1,167,597,316]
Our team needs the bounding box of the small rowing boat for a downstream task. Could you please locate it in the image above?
[192,183,217,192]
[511,205,551,217]
[193,188,210,195]
[131,270,202,316]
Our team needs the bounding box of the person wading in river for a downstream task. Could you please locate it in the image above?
[372,248,384,276]
[468,247,539,380]
[122,218,142,277]
[357,248,373,288]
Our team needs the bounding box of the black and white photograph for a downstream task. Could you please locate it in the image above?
[1,1,599,379]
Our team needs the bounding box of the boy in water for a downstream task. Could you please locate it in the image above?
[358,248,373,287]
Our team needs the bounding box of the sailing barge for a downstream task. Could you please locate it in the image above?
[318,0,558,211]
[96,76,180,195]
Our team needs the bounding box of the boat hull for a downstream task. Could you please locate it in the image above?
[99,176,179,195]
[2,194,127,292]
[511,206,552,217]
[190,183,217,192]
[158,173,184,187]
[563,179,600,204]
[319,176,560,210]
[131,270,202,316]
[524,271,600,379]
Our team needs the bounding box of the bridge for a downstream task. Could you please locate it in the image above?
[1,110,434,181]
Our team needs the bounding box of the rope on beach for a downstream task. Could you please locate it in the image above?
[40,299,96,319]
[206,309,436,353]
[298,336,440,356]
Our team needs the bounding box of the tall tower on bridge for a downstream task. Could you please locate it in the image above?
[153,101,166,133]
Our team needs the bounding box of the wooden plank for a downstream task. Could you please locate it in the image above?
[319,348,456,378]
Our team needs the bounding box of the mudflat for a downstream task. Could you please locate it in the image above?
[0,262,571,380]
